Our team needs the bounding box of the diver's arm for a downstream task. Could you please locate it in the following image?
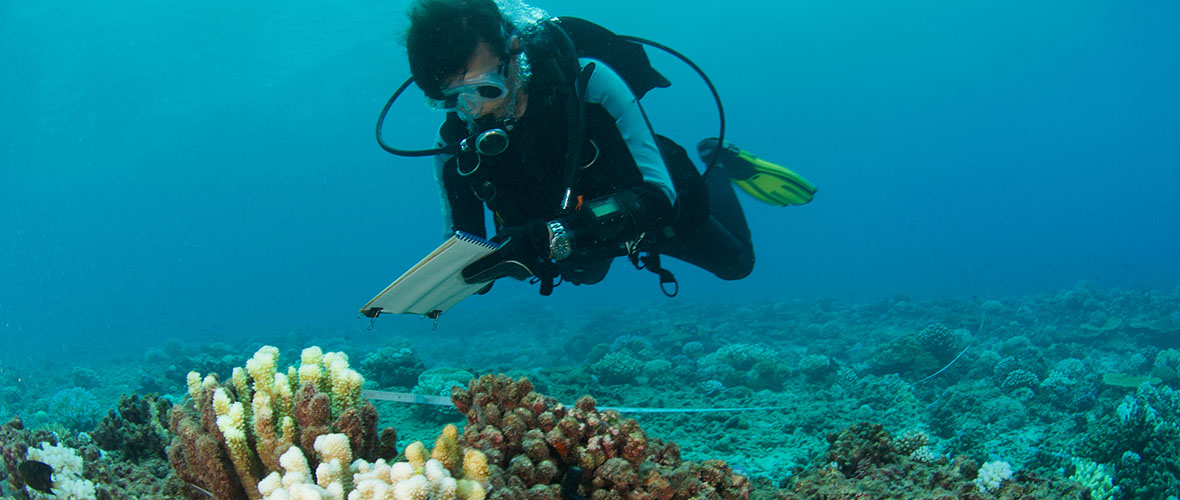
[435,125,486,239]
[582,59,678,206]
[552,61,679,251]
[555,185,674,250]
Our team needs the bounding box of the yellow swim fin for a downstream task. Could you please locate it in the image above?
[698,138,816,207]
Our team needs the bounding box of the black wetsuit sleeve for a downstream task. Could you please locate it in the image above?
[562,61,678,245]
[439,158,486,239]
[567,184,676,246]
[434,115,486,239]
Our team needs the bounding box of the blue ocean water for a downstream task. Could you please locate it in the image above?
[0,1,1178,496]
[2,1,1177,343]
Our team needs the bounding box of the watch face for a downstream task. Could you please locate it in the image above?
[551,236,572,260]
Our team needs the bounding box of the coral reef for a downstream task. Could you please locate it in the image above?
[916,322,962,361]
[166,346,398,500]
[590,352,644,385]
[1,417,59,495]
[1080,383,1180,498]
[91,394,173,463]
[1,414,189,499]
[44,387,104,432]
[25,441,97,499]
[776,423,1086,499]
[5,283,1180,499]
[697,344,789,391]
[359,340,427,388]
[412,367,476,422]
[451,374,750,500]
[1065,457,1118,500]
[255,427,489,500]
[867,335,941,377]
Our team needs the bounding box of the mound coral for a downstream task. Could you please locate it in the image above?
[916,322,961,360]
[359,341,427,388]
[167,346,398,500]
[45,387,104,432]
[451,373,750,500]
[412,367,475,421]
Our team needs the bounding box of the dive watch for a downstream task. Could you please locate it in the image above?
[547,221,573,260]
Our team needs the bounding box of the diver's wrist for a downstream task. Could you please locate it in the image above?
[547,220,573,260]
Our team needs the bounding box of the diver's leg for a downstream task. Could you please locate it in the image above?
[657,166,754,280]
[703,164,752,244]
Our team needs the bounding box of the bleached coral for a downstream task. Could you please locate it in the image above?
[26,442,97,500]
[260,432,488,500]
[173,345,394,500]
[1041,358,1087,388]
[260,446,336,500]
[1066,457,1118,500]
[973,460,1013,493]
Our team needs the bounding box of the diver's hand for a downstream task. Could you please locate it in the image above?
[461,221,559,295]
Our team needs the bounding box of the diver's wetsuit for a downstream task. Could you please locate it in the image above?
[433,21,754,285]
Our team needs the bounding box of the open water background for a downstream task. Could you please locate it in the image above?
[1,0,1177,351]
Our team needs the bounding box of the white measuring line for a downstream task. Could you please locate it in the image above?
[362,390,791,414]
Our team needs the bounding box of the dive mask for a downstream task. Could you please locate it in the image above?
[428,68,510,122]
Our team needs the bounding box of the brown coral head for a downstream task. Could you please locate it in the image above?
[557,416,581,441]
[377,427,399,459]
[452,386,473,414]
[333,404,379,460]
[545,429,574,458]
[293,381,320,426]
[306,393,332,426]
[482,402,503,428]
[621,431,647,466]
[595,457,638,489]
[575,395,597,413]
[537,411,558,433]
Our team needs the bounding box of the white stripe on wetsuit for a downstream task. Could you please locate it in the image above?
[433,133,457,240]
[580,57,677,205]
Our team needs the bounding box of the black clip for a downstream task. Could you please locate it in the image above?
[640,253,679,297]
[360,308,382,331]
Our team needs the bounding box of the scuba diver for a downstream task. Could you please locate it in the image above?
[378,0,815,297]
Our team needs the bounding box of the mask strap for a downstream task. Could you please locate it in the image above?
[503,26,521,56]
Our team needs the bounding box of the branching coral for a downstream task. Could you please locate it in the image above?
[255,426,489,500]
[92,394,173,462]
[167,346,398,500]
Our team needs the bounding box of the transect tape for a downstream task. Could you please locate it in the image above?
[593,405,792,413]
[362,389,452,406]
[362,389,791,414]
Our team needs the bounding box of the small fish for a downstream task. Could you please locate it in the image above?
[18,460,54,494]
[185,481,218,499]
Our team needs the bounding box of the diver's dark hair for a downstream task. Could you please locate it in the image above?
[406,0,508,100]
